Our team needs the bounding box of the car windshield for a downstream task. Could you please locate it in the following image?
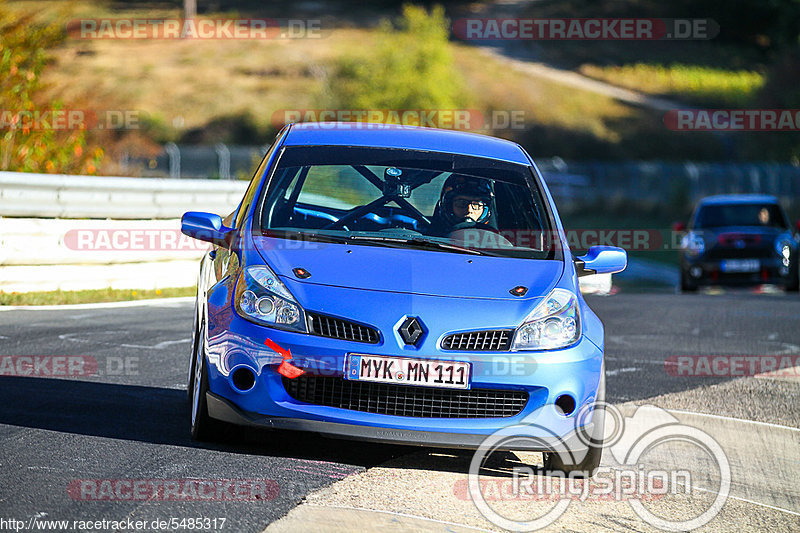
[694,203,788,229]
[255,146,555,259]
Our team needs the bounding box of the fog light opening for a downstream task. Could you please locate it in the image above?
[231,366,256,392]
[555,394,576,416]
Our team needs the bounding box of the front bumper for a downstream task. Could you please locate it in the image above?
[202,279,605,449]
[204,320,603,448]
[682,255,793,286]
[206,392,592,452]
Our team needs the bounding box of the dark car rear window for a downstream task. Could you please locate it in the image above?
[693,203,788,229]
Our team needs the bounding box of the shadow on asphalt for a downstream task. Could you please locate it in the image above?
[0,376,416,469]
[0,376,558,477]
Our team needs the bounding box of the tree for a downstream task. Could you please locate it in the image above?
[0,1,102,173]
[326,4,470,115]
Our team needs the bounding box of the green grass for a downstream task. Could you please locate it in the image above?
[0,286,195,306]
[580,63,764,107]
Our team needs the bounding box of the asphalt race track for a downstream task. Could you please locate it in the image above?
[0,292,798,532]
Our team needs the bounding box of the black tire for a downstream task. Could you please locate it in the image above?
[187,305,200,402]
[785,262,799,292]
[543,365,605,478]
[190,319,223,442]
[680,270,698,292]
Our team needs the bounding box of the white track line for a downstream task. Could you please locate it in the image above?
[663,408,800,432]
[607,367,640,376]
[689,484,800,517]
[0,296,194,311]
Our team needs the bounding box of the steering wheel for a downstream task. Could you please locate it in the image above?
[323,202,431,232]
[448,226,514,249]
[447,219,501,234]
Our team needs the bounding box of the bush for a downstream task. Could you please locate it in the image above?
[0,1,103,174]
[326,4,470,116]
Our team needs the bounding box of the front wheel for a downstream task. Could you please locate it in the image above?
[680,270,698,292]
[190,319,223,442]
[187,303,200,402]
[785,262,799,292]
[543,365,605,478]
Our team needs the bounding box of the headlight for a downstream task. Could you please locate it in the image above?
[681,232,705,256]
[234,265,306,332]
[511,288,580,351]
[776,239,791,260]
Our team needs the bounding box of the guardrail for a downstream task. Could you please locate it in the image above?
[0,171,245,292]
[0,172,247,219]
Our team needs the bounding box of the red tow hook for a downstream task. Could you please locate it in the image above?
[264,338,305,379]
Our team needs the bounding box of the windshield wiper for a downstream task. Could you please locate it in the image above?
[348,235,409,244]
[348,235,491,256]
[406,238,489,255]
[265,230,351,244]
[268,232,497,256]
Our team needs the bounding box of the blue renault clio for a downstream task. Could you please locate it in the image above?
[182,122,626,475]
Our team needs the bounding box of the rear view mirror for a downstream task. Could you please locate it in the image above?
[575,246,627,277]
[383,167,412,198]
[181,211,233,247]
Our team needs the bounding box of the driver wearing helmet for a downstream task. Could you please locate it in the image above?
[430,174,496,236]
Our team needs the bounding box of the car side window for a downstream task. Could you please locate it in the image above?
[234,143,277,229]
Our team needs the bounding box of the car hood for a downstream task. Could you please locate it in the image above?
[253,236,562,300]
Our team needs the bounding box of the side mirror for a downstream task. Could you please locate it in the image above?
[181,211,233,247]
[575,246,627,277]
[672,221,686,232]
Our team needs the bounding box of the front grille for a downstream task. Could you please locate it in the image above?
[282,375,528,418]
[441,330,513,351]
[704,246,773,260]
[306,312,380,344]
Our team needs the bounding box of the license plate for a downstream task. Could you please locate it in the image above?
[721,259,760,273]
[345,354,470,389]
